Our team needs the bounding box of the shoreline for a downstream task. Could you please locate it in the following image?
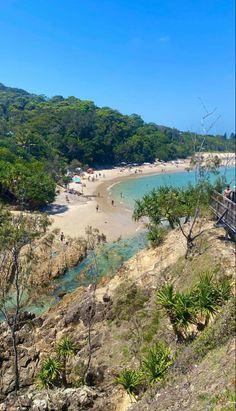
[50,153,235,242]
[50,161,190,241]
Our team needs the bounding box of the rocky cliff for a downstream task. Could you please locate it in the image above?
[0,224,235,410]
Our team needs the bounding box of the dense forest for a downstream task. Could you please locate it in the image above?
[0,83,235,208]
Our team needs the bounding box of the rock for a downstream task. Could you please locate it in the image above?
[32,398,48,411]
[1,387,98,411]
[85,365,105,386]
[8,311,36,331]
[64,294,95,326]
[102,293,111,303]
[32,317,44,328]
[57,291,67,298]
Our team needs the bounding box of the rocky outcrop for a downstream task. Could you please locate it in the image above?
[0,387,98,411]
[29,236,87,286]
[0,224,235,410]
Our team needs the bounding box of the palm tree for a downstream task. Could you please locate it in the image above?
[36,357,62,389]
[55,336,77,386]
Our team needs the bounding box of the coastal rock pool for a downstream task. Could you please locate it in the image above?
[24,231,148,315]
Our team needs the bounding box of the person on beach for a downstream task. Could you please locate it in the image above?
[60,232,64,242]
[230,186,236,203]
[111,200,114,206]
[96,204,99,212]
[224,185,232,199]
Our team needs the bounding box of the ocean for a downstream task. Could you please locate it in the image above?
[110,166,236,210]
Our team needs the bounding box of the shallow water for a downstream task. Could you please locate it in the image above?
[111,167,235,209]
[25,231,148,315]
[3,166,235,318]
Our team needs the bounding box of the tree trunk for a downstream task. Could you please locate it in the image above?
[185,235,195,258]
[168,313,185,343]
[11,328,20,391]
[62,356,67,387]
[204,313,210,327]
[12,249,20,392]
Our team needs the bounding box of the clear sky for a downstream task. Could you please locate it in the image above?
[0,0,235,134]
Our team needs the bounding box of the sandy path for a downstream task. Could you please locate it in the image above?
[50,153,235,242]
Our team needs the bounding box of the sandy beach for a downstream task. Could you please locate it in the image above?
[50,153,235,242]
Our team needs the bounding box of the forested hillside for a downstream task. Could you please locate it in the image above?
[0,83,234,208]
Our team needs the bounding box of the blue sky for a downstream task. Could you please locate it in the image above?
[0,0,235,134]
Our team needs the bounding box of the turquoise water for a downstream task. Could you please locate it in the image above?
[3,166,234,319]
[24,231,148,315]
[111,167,235,209]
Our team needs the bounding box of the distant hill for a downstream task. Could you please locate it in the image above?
[0,82,234,207]
[0,82,234,166]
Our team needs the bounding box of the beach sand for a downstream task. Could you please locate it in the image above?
[50,153,235,242]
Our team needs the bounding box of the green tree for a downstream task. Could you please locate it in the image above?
[0,208,50,391]
[133,183,213,256]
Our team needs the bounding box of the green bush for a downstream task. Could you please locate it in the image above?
[141,342,173,384]
[115,369,144,397]
[191,272,232,327]
[147,224,169,247]
[156,285,196,342]
[36,357,62,389]
[111,281,149,322]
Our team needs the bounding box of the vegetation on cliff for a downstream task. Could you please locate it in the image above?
[0,82,234,208]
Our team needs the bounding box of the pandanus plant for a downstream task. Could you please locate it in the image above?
[156,285,196,342]
[36,357,62,389]
[141,342,173,384]
[191,272,231,328]
[116,369,144,399]
[55,336,77,386]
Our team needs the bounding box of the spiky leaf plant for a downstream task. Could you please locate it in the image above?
[115,369,143,397]
[141,342,173,384]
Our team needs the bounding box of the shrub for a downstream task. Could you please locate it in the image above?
[111,281,148,322]
[115,369,144,397]
[141,342,173,384]
[55,336,77,386]
[156,285,196,342]
[147,224,168,247]
[36,357,62,389]
[191,272,232,327]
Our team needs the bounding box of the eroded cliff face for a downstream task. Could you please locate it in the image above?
[0,224,235,411]
[28,234,88,286]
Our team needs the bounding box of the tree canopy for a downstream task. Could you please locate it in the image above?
[0,83,234,208]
